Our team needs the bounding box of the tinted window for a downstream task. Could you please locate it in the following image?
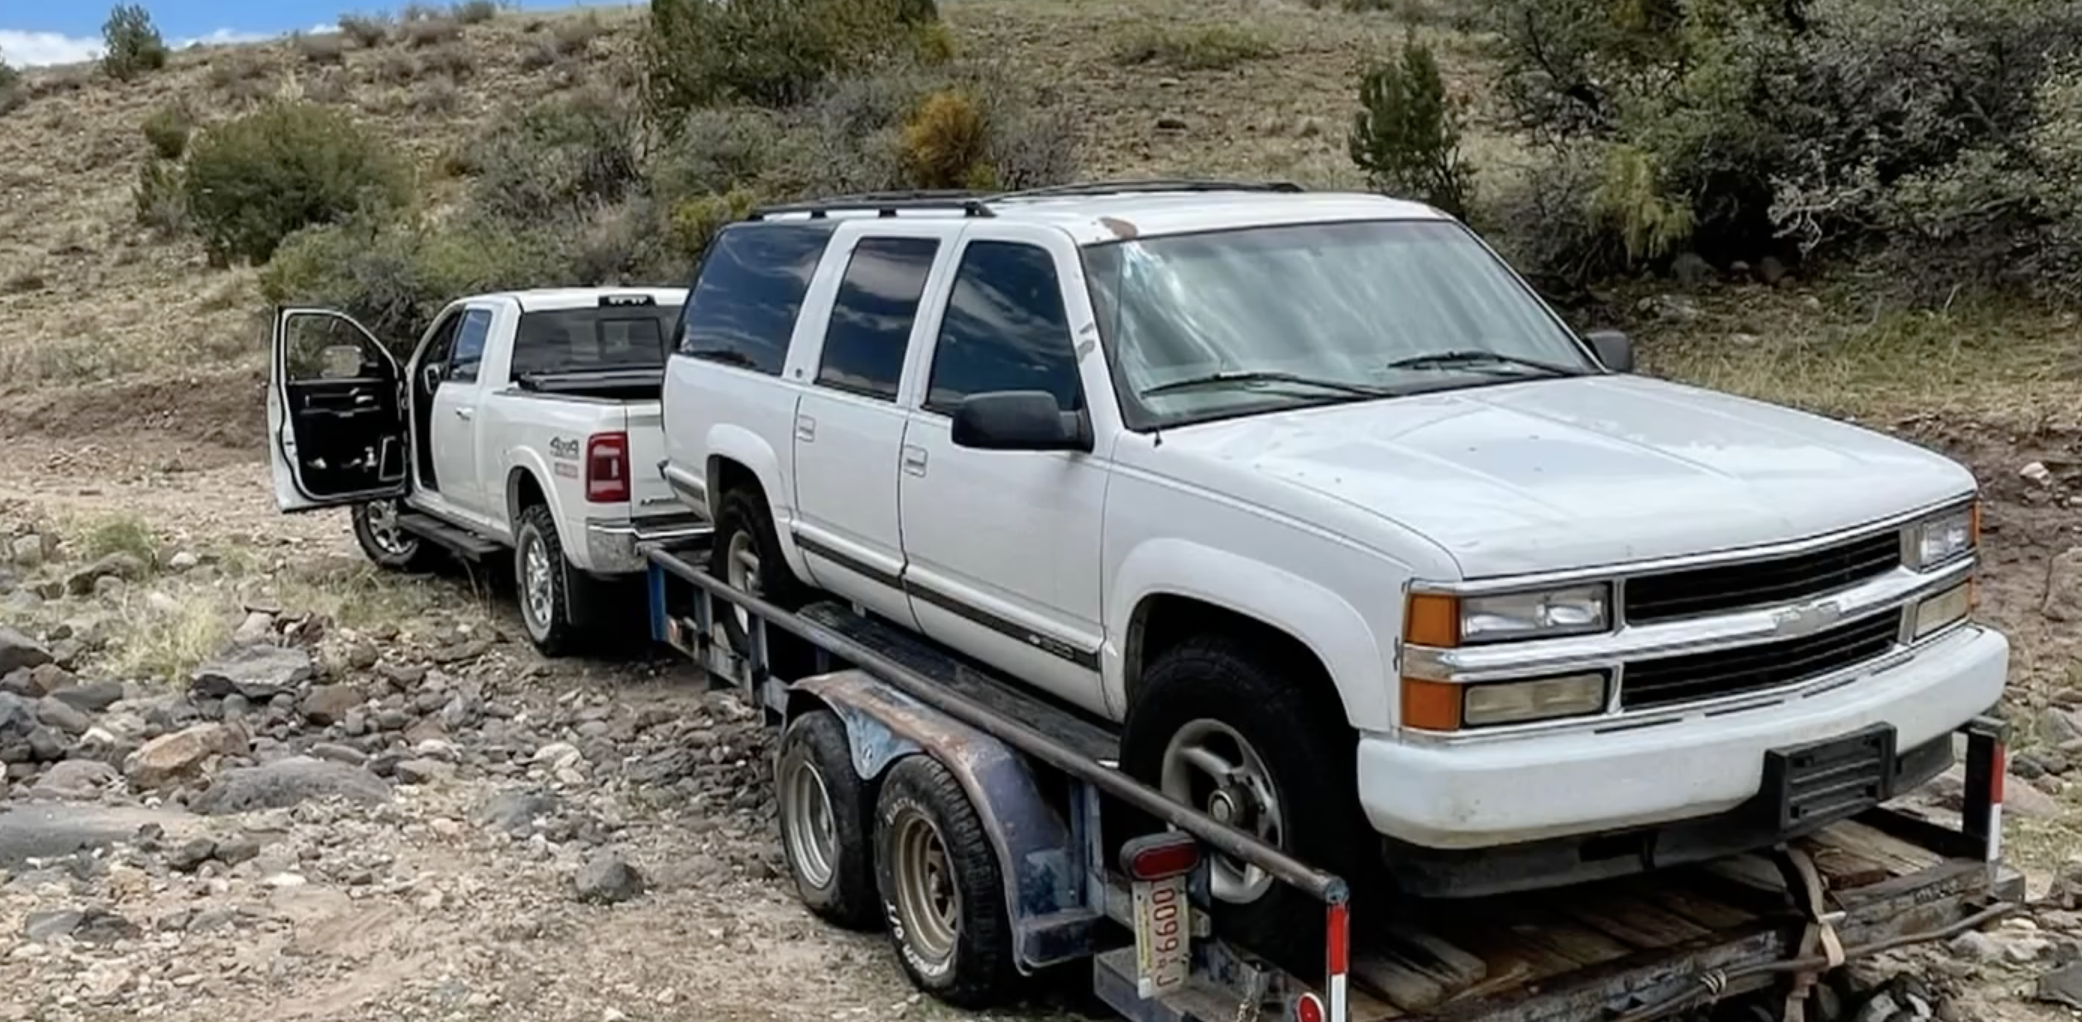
[679,222,838,375]
[925,241,1082,415]
[815,237,940,401]
[448,308,494,383]
[511,302,684,377]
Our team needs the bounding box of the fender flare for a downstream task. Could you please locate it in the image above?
[502,452,568,548]
[786,672,1095,974]
[1110,538,1392,731]
[703,422,813,581]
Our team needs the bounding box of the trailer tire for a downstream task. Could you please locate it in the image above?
[514,504,588,658]
[778,710,879,930]
[874,755,1014,1008]
[1119,634,1363,973]
[709,486,816,678]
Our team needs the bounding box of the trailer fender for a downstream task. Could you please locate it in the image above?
[788,670,1092,973]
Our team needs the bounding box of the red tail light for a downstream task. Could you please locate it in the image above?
[1120,832,1201,881]
[586,432,629,503]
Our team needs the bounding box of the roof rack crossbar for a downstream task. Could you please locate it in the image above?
[992,178,1305,201]
[750,190,997,220]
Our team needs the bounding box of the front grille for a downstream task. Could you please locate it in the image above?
[1623,530,1902,624]
[1620,609,1903,710]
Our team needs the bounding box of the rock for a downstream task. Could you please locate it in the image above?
[63,552,149,596]
[481,790,559,837]
[0,692,35,740]
[573,851,646,904]
[1851,992,1898,1022]
[532,742,582,771]
[25,663,74,694]
[167,836,216,873]
[309,742,368,766]
[2024,462,2056,487]
[0,626,53,675]
[1949,930,2003,962]
[49,680,124,714]
[35,696,91,737]
[29,760,119,799]
[0,668,32,697]
[1670,251,1713,285]
[189,644,312,701]
[0,803,205,869]
[8,535,43,569]
[1757,256,1790,286]
[167,551,200,571]
[123,722,246,790]
[2006,781,2062,819]
[230,612,275,645]
[215,834,261,865]
[299,683,364,726]
[2042,707,2082,747]
[2046,548,2082,622]
[26,726,65,762]
[23,908,83,943]
[189,756,390,814]
[395,758,454,785]
[1154,115,1188,131]
[378,663,427,692]
[1636,293,1703,323]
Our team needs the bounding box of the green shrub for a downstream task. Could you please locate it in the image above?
[644,0,941,115]
[417,43,476,79]
[133,160,186,236]
[469,86,643,221]
[181,101,414,264]
[142,103,194,159]
[901,89,992,189]
[1112,25,1275,71]
[338,12,392,47]
[1348,33,1474,220]
[665,187,762,265]
[0,58,23,116]
[101,4,170,81]
[262,214,554,350]
[451,0,499,25]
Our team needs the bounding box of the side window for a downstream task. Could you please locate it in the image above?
[679,223,836,375]
[924,241,1083,415]
[447,308,494,383]
[282,312,386,383]
[815,236,941,401]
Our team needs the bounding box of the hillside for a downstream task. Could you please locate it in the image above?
[0,1,2079,1020]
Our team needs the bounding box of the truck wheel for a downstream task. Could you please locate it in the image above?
[874,754,1014,1008]
[709,486,815,677]
[514,504,586,657]
[1119,635,1362,971]
[352,500,440,572]
[778,709,879,930]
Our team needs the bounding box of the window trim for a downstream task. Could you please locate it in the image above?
[812,234,944,405]
[1078,216,1607,433]
[918,236,1090,421]
[674,220,842,377]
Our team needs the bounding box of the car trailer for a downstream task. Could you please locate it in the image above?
[641,537,2024,1022]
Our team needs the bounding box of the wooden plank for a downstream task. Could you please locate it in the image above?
[1640,883,1758,931]
[1806,820,1944,876]
[1381,922,1489,989]
[1490,907,1636,966]
[1701,852,1790,896]
[1351,947,1450,1011]
[1549,891,1715,948]
[1350,921,1491,1010]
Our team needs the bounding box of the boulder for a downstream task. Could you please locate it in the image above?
[123,722,246,790]
[0,626,52,675]
[189,645,313,702]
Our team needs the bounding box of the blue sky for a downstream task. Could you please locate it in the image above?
[1,1,621,66]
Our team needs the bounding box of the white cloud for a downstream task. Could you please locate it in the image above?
[0,29,101,67]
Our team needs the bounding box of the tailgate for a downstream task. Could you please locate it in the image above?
[621,401,684,520]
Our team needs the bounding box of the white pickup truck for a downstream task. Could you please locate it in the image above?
[658,183,2005,939]
[266,287,709,655]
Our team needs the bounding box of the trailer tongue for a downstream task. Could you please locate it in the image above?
[642,538,2022,1022]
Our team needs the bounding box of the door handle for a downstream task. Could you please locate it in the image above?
[454,407,473,420]
[795,415,816,442]
[901,445,928,476]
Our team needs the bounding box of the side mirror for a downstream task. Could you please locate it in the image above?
[950,391,1091,453]
[1584,329,1634,373]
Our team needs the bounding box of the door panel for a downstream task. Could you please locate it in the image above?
[430,307,495,516]
[268,307,406,512]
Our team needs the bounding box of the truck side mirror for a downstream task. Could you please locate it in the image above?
[1584,329,1634,373]
[951,391,1091,453]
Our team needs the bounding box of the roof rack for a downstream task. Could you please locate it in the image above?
[749,190,996,220]
[992,178,1306,201]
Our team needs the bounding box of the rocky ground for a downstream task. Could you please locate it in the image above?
[0,425,2080,1022]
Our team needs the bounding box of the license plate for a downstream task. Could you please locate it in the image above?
[1130,873,1191,998]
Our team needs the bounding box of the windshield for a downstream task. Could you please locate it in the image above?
[510,303,684,377]
[1081,219,1599,429]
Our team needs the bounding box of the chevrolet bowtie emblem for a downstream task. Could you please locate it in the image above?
[1771,600,1843,638]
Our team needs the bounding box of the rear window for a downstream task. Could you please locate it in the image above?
[510,301,685,377]
[677,221,838,375]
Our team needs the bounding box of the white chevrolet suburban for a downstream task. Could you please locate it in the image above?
[657,182,2005,933]
[266,288,708,655]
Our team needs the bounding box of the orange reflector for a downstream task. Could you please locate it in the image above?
[1968,576,1980,612]
[1970,500,1982,545]
[1401,677,1462,731]
[1404,593,1461,648]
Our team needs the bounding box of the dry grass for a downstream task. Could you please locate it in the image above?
[107,592,233,683]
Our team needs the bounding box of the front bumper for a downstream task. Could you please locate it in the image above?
[583,514,712,575]
[1356,623,2008,850]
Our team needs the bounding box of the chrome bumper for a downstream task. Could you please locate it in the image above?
[583,514,712,575]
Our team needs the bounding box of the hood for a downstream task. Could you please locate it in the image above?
[1156,374,1976,578]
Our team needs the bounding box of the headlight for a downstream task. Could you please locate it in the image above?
[1913,582,1972,638]
[1405,584,1612,647]
[1905,502,1977,570]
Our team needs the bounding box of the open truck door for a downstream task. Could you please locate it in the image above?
[268,306,410,513]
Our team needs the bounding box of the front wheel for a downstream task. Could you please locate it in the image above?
[1118,635,1363,973]
[352,500,441,572]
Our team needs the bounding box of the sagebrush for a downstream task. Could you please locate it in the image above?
[180,101,414,264]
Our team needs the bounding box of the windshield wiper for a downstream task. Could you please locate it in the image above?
[1141,370,1392,399]
[1382,350,1583,378]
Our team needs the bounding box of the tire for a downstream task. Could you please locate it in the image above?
[351,500,442,572]
[708,485,816,678]
[513,504,587,658]
[777,710,879,930]
[873,755,1015,1008]
[1118,634,1363,974]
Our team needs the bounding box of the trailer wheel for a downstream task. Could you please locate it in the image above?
[1120,634,1362,971]
[709,486,816,678]
[874,755,1014,1008]
[778,710,879,930]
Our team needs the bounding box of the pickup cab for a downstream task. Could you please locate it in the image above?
[266,287,708,655]
[657,184,2008,941]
